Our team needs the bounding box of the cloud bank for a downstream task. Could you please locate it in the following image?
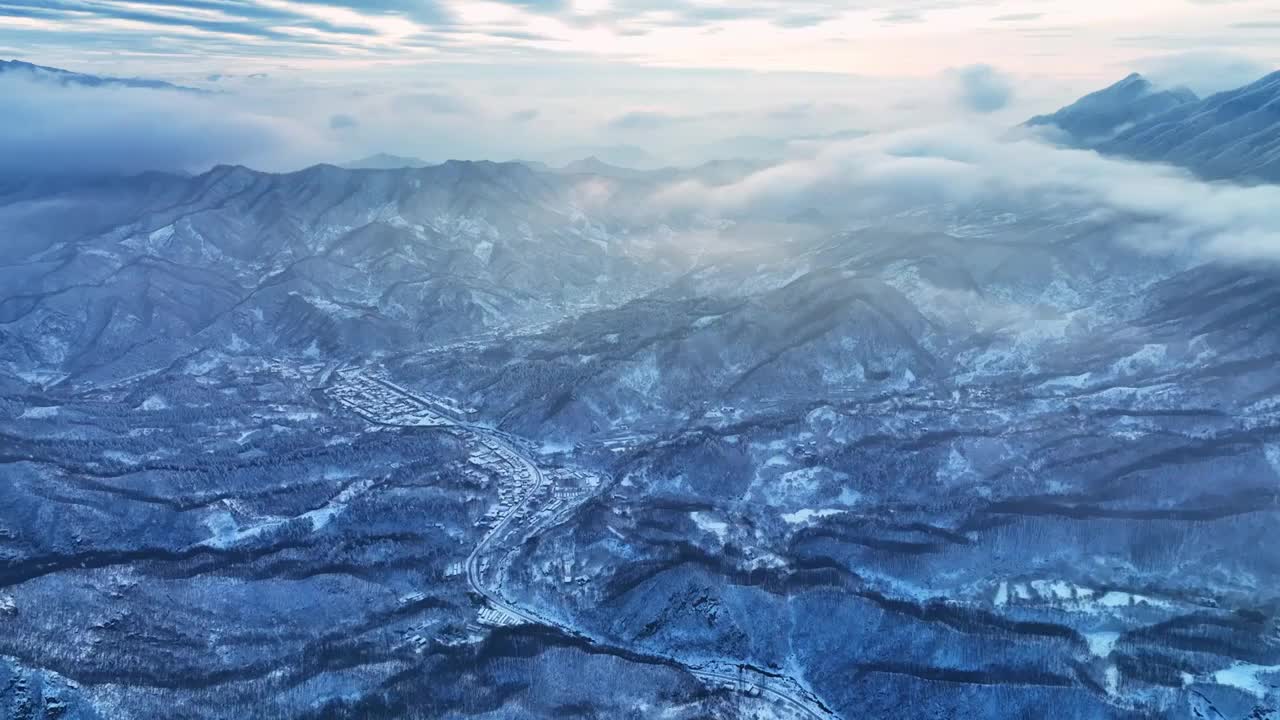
[652,125,1280,264]
[0,75,328,177]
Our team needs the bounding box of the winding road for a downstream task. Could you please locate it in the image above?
[330,370,839,720]
[461,432,553,628]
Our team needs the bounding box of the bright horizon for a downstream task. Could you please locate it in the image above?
[3,0,1278,80]
[2,1,1278,174]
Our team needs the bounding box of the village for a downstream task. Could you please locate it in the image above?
[323,367,605,625]
[325,368,459,428]
[318,364,833,719]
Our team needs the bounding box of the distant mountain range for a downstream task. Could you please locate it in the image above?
[0,160,703,385]
[1029,69,1280,183]
[11,55,1280,189]
[341,153,435,170]
[0,58,204,93]
[343,152,770,187]
[554,155,768,185]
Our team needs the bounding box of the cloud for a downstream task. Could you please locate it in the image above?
[1128,51,1274,95]
[329,113,359,129]
[772,13,830,29]
[2,0,1276,85]
[1231,20,1280,29]
[606,110,695,132]
[948,64,1014,113]
[0,74,327,177]
[649,125,1280,265]
[766,102,820,121]
[877,10,923,24]
[991,12,1044,22]
[391,91,474,115]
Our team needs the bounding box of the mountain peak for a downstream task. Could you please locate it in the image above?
[1116,72,1148,87]
[562,156,617,173]
[1026,72,1198,145]
[1034,68,1280,183]
[341,152,433,170]
[1092,72,1156,101]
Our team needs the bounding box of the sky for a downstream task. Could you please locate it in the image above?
[0,0,1278,172]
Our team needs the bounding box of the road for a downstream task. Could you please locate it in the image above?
[327,369,838,720]
[462,433,552,627]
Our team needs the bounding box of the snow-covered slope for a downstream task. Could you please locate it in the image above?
[1027,73,1198,146]
[1030,70,1280,183]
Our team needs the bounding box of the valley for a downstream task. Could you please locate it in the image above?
[324,366,837,719]
[2,67,1280,718]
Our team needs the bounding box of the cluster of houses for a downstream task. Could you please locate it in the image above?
[323,366,617,634]
[475,606,525,627]
[325,371,455,427]
[471,438,538,529]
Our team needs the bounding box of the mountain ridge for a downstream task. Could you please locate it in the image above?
[1026,72,1199,145]
[0,58,206,93]
[1029,69,1280,183]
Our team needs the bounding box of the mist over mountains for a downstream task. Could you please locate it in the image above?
[2,63,1280,720]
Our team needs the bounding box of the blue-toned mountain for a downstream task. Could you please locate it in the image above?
[1031,70,1280,183]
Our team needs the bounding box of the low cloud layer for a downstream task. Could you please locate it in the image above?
[0,59,1056,175]
[652,124,1280,264]
[0,75,327,177]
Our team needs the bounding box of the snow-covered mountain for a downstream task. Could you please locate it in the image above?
[340,152,434,170]
[1027,73,1198,145]
[1030,70,1280,183]
[0,160,696,386]
[3,136,1280,720]
[1099,70,1280,182]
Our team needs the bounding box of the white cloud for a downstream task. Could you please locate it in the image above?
[650,124,1280,264]
[1128,50,1275,95]
[7,0,1277,81]
[948,64,1014,113]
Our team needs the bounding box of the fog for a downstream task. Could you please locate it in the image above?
[0,75,329,177]
[651,123,1280,264]
[0,60,1065,175]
